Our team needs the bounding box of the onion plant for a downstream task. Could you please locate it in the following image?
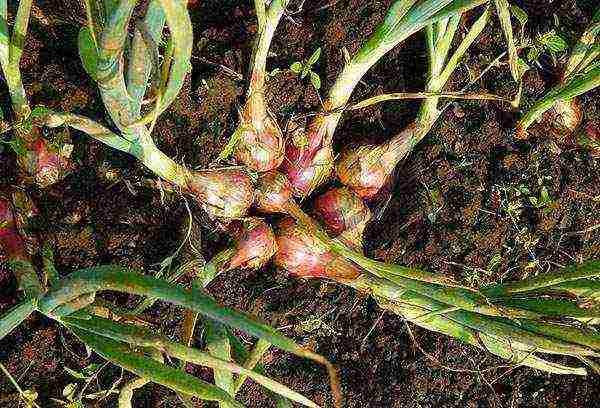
[280,0,488,199]
[299,189,600,374]
[218,0,289,172]
[336,6,491,200]
[252,170,600,374]
[34,0,255,219]
[0,0,72,187]
[0,194,341,407]
[516,7,600,138]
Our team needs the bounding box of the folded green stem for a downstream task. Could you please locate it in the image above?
[36,265,341,406]
[64,315,320,408]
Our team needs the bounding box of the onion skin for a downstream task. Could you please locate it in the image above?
[336,123,417,200]
[547,99,582,133]
[280,114,335,199]
[227,217,277,271]
[186,168,254,219]
[16,131,73,188]
[274,217,362,281]
[254,170,296,214]
[312,187,372,252]
[516,98,583,141]
[234,91,284,172]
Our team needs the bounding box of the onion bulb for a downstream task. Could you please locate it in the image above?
[274,217,361,281]
[233,91,285,172]
[15,131,73,188]
[227,217,277,271]
[254,170,296,214]
[0,194,28,262]
[546,98,583,136]
[312,187,371,252]
[186,168,254,219]
[336,123,419,200]
[580,120,600,158]
[280,114,335,199]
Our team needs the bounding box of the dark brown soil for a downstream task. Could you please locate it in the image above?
[1,0,600,407]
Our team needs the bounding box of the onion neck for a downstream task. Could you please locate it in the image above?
[248,0,288,94]
[3,65,30,121]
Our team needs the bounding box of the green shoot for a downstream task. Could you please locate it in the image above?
[517,8,600,136]
[290,47,322,90]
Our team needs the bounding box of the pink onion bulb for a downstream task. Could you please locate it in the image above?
[274,217,361,281]
[254,170,296,214]
[227,217,277,271]
[0,195,27,262]
[336,123,417,200]
[280,115,335,199]
[234,91,285,172]
[16,133,73,188]
[581,120,600,157]
[312,187,371,252]
[186,167,254,219]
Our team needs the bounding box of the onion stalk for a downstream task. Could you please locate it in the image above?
[337,6,491,200]
[36,1,254,219]
[0,0,72,187]
[516,8,600,138]
[42,112,254,219]
[218,0,289,172]
[280,0,488,199]
[0,261,341,407]
[282,186,600,374]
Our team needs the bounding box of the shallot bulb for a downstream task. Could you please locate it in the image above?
[254,170,296,214]
[280,114,335,199]
[336,123,417,200]
[0,195,27,261]
[16,131,73,188]
[581,120,600,158]
[227,217,277,271]
[312,187,371,252]
[274,217,361,281]
[234,91,285,172]
[547,99,583,135]
[186,167,254,219]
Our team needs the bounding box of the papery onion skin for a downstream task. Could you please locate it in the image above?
[547,98,583,136]
[280,114,335,199]
[274,217,361,281]
[336,123,417,200]
[254,170,296,214]
[312,187,372,252]
[234,91,285,172]
[516,98,583,141]
[227,217,278,271]
[186,168,255,219]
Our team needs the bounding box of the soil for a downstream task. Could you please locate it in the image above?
[1,0,600,407]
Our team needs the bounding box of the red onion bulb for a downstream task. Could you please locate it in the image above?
[227,217,277,271]
[312,187,371,252]
[280,115,334,199]
[234,91,285,172]
[274,217,361,281]
[186,167,254,219]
